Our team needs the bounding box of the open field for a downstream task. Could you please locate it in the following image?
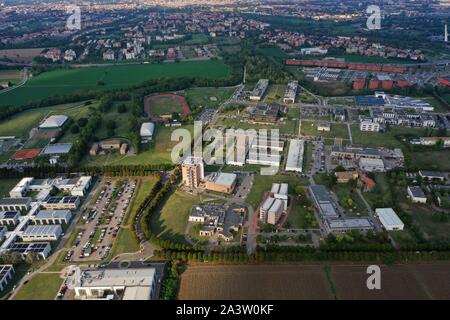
[0,48,44,63]
[0,60,231,107]
[0,178,19,197]
[82,124,193,166]
[178,264,333,300]
[184,87,235,109]
[247,174,309,208]
[179,263,450,300]
[263,84,287,103]
[0,69,23,84]
[408,150,450,171]
[150,190,202,244]
[301,121,349,141]
[145,94,189,119]
[13,273,63,300]
[332,184,369,217]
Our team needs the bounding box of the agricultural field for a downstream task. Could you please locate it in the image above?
[12,273,63,300]
[149,190,202,244]
[178,264,334,300]
[246,174,309,208]
[0,69,23,84]
[178,263,450,300]
[0,60,231,108]
[82,124,193,166]
[0,48,44,63]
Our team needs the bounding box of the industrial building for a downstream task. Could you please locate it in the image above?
[74,267,157,300]
[407,186,427,204]
[359,158,385,172]
[0,198,31,212]
[0,211,20,226]
[32,210,72,225]
[140,122,155,143]
[0,265,15,292]
[39,115,68,129]
[283,80,298,103]
[21,225,63,241]
[204,172,237,194]
[375,208,404,231]
[181,156,204,189]
[9,176,92,198]
[285,139,304,173]
[249,79,269,101]
[324,217,373,234]
[308,185,339,219]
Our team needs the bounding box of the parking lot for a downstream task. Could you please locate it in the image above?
[67,179,137,262]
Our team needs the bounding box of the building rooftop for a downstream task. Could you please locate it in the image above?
[80,268,156,289]
[33,210,72,220]
[23,225,62,236]
[375,208,404,227]
[0,198,31,206]
[42,143,73,155]
[327,217,372,229]
[206,172,237,188]
[39,115,68,129]
[140,122,155,137]
[408,186,426,198]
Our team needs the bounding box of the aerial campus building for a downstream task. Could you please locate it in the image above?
[285,139,304,173]
[74,268,157,300]
[9,176,92,198]
[21,225,63,241]
[283,80,298,103]
[0,198,32,212]
[181,156,205,189]
[249,79,269,101]
[0,265,15,292]
[140,122,155,143]
[38,115,68,129]
[0,211,20,226]
[259,183,289,225]
[204,172,237,194]
[31,210,72,225]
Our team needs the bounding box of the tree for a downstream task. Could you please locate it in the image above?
[77,118,88,127]
[70,125,80,134]
[118,104,127,113]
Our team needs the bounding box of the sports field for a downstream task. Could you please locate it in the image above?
[144,94,190,120]
[0,60,231,107]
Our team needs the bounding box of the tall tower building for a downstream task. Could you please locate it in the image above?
[181,156,204,189]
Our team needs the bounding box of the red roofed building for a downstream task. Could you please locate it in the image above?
[353,79,366,91]
[396,80,413,88]
[368,80,380,89]
[360,174,376,192]
[437,76,450,87]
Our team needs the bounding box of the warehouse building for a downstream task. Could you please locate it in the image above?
[249,79,269,101]
[32,210,72,225]
[42,143,73,155]
[21,225,63,241]
[308,185,339,219]
[42,196,80,210]
[140,122,155,143]
[286,139,305,172]
[204,172,237,194]
[324,217,373,234]
[0,211,20,226]
[359,158,385,172]
[39,115,68,129]
[418,170,446,182]
[74,267,157,300]
[407,186,427,204]
[0,265,15,292]
[375,208,404,231]
[0,198,32,212]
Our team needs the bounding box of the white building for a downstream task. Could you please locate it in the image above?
[32,210,72,225]
[249,79,269,101]
[407,186,427,204]
[0,265,15,292]
[375,208,404,231]
[360,120,380,132]
[0,211,20,226]
[140,122,155,143]
[283,80,298,103]
[285,139,304,173]
[300,47,328,55]
[74,268,157,300]
[21,225,63,241]
[359,158,385,172]
[39,115,68,129]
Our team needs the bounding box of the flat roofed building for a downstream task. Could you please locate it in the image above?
[0,197,31,212]
[74,268,157,300]
[249,79,269,101]
[317,122,331,132]
[285,139,304,173]
[9,177,34,198]
[100,139,122,150]
[375,208,404,231]
[249,103,280,122]
[359,158,385,172]
[0,265,15,292]
[39,115,68,129]
[418,170,446,182]
[0,211,20,226]
[42,196,80,210]
[271,183,288,201]
[140,122,155,143]
[181,156,204,189]
[21,225,63,241]
[360,120,380,132]
[407,186,427,204]
[32,210,72,225]
[267,198,284,225]
[325,218,373,234]
[205,172,237,194]
[283,80,298,103]
[335,171,359,183]
[42,143,73,155]
[6,242,52,259]
[308,185,339,218]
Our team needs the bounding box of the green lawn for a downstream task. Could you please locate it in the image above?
[124,177,159,225]
[150,190,202,244]
[13,273,63,300]
[301,121,349,141]
[332,184,369,217]
[0,60,231,108]
[83,124,193,166]
[147,96,186,116]
[0,178,19,197]
[247,174,309,208]
[408,150,450,171]
[184,87,235,109]
[108,228,140,258]
[302,142,313,172]
[0,69,23,84]
[263,84,287,103]
[287,197,316,229]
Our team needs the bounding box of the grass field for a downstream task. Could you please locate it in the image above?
[147,95,186,116]
[150,190,201,244]
[184,87,235,109]
[0,178,19,197]
[247,174,309,208]
[0,48,44,63]
[0,60,231,107]
[263,84,287,103]
[83,124,193,166]
[408,150,450,171]
[301,121,349,141]
[13,273,63,300]
[287,197,315,229]
[332,184,369,217]
[0,69,23,84]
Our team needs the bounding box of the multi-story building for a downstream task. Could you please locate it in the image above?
[181,156,204,189]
